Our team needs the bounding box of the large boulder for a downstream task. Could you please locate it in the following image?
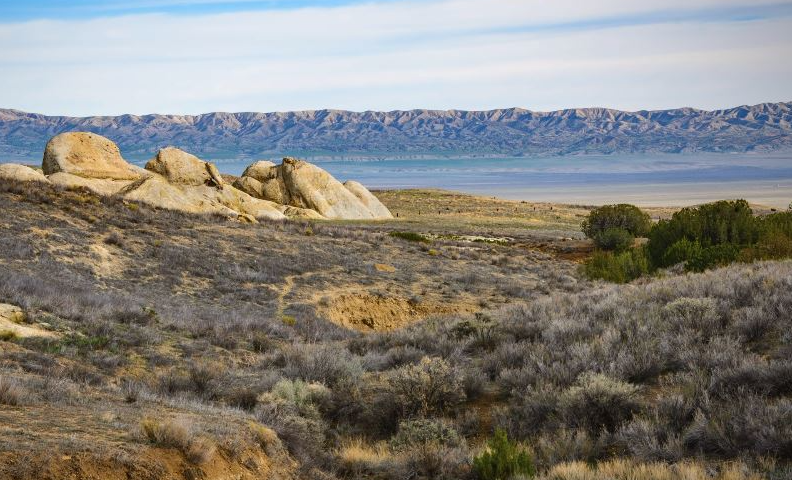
[145,147,224,188]
[0,164,50,183]
[343,180,392,219]
[237,157,393,220]
[42,132,141,180]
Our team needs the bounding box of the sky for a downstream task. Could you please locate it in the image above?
[1,0,791,116]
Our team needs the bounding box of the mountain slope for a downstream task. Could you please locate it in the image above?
[1,102,791,160]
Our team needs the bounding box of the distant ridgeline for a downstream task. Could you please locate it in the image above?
[1,102,791,160]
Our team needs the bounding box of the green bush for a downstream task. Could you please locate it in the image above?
[582,204,651,239]
[685,243,740,272]
[740,231,792,261]
[647,200,756,268]
[472,428,535,480]
[661,238,702,267]
[583,247,650,283]
[389,231,430,243]
[593,227,635,252]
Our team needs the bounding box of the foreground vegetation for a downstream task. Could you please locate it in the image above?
[0,179,790,479]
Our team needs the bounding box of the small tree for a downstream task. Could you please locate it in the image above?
[582,204,651,239]
[473,428,534,480]
[593,227,634,252]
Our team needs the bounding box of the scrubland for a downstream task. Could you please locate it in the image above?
[0,178,790,479]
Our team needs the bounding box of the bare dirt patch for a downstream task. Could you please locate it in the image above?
[320,292,477,331]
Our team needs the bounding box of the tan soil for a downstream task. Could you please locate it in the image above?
[319,292,477,332]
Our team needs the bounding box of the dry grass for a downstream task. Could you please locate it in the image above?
[0,376,27,406]
[538,459,763,480]
[335,437,397,475]
[139,416,216,465]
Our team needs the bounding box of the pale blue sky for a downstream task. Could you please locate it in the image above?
[1,0,791,116]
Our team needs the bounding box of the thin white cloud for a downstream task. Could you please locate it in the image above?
[0,0,790,115]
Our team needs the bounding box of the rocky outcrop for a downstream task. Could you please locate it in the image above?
[236,157,393,220]
[42,132,141,180]
[0,163,49,183]
[118,147,285,221]
[2,133,390,222]
[343,180,392,219]
[145,147,223,188]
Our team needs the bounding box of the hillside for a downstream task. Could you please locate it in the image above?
[0,178,790,479]
[1,102,791,160]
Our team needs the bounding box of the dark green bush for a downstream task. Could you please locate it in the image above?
[593,227,635,252]
[647,200,755,268]
[583,247,650,283]
[661,238,702,267]
[582,204,651,239]
[389,231,430,243]
[685,244,740,272]
[472,428,535,480]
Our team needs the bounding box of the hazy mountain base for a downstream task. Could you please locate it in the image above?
[0,179,789,479]
[1,102,791,159]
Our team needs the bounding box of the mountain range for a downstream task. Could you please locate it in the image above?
[1,102,791,161]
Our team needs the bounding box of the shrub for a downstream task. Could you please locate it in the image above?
[473,428,535,480]
[593,228,634,252]
[269,378,330,419]
[560,373,641,436]
[582,204,651,239]
[389,231,430,243]
[282,343,363,387]
[386,357,466,418]
[648,200,755,268]
[139,416,216,464]
[0,375,28,406]
[226,387,259,411]
[583,248,649,283]
[661,238,702,267]
[140,416,192,448]
[0,329,19,342]
[390,419,464,452]
[685,244,740,272]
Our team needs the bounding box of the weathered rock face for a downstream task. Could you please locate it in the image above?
[241,160,277,182]
[42,132,141,180]
[145,147,223,188]
[343,180,392,219]
[122,168,285,221]
[237,157,393,220]
[0,163,49,183]
[48,172,133,196]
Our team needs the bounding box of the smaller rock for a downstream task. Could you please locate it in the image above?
[344,180,393,219]
[0,164,50,183]
[145,147,223,188]
[233,176,264,198]
[241,160,278,182]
